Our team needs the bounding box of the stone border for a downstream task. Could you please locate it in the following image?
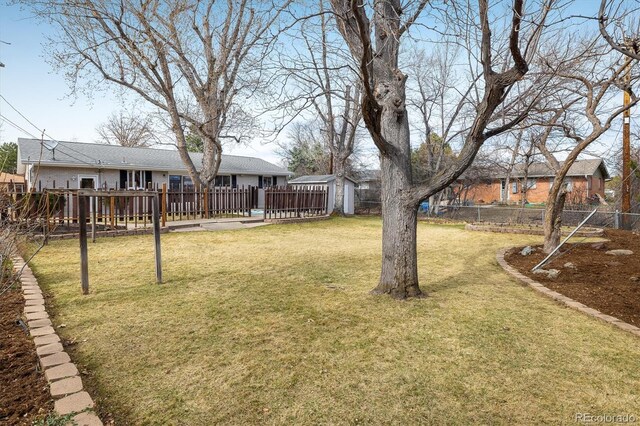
[12,256,103,425]
[468,223,603,237]
[496,247,640,338]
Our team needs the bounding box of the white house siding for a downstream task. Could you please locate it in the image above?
[28,167,287,191]
[29,166,119,190]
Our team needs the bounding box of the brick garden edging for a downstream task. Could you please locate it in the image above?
[12,256,103,425]
[496,247,640,338]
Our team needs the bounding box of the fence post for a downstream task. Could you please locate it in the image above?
[79,195,89,295]
[45,192,50,245]
[615,209,620,229]
[91,196,97,243]
[110,196,115,228]
[477,206,481,222]
[161,183,167,227]
[152,193,162,284]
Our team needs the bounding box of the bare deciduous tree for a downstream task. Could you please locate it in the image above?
[23,0,291,188]
[281,0,362,215]
[599,0,640,61]
[96,111,156,148]
[532,36,639,252]
[328,0,553,298]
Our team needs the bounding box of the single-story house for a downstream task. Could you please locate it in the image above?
[288,174,356,214]
[460,159,610,205]
[0,172,25,192]
[16,138,292,208]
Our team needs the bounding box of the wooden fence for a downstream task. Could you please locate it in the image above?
[3,186,253,232]
[264,186,328,219]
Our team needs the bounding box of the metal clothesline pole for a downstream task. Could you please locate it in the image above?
[531,207,599,272]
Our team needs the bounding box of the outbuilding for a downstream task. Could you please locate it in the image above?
[289,174,357,214]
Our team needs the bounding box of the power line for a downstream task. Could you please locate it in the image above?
[0,95,101,166]
[0,114,99,167]
[0,114,39,139]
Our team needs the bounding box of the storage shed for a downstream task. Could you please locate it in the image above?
[288,174,357,214]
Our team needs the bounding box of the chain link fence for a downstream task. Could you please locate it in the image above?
[355,200,640,231]
[435,205,640,230]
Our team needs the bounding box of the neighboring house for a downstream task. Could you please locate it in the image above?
[16,138,292,208]
[460,159,610,205]
[289,174,356,214]
[356,169,380,191]
[0,172,25,192]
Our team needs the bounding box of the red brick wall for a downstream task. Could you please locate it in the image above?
[460,175,606,205]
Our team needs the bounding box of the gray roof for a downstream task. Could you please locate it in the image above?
[289,174,357,184]
[17,138,291,176]
[497,159,610,180]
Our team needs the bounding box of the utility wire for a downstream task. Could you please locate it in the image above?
[0,95,101,166]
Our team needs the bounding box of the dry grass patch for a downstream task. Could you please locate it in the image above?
[30,217,640,424]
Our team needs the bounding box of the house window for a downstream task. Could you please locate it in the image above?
[263,176,273,187]
[511,181,518,194]
[564,178,573,192]
[169,175,182,191]
[183,176,194,191]
[525,179,537,190]
[214,175,231,187]
[127,170,143,189]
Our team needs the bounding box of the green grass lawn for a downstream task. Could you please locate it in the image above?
[30,217,640,425]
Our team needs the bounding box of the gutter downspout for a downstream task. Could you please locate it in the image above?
[585,174,589,199]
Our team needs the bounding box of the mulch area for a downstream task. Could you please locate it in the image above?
[505,229,640,328]
[0,285,53,425]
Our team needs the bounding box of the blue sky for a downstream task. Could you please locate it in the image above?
[0,2,284,164]
[0,0,632,171]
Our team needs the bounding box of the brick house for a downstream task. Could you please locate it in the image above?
[459,159,610,205]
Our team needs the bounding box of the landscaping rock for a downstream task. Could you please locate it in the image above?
[53,391,94,415]
[563,262,577,270]
[49,376,83,398]
[606,249,634,256]
[45,363,78,382]
[630,276,639,282]
[533,268,561,279]
[33,333,60,346]
[40,351,71,369]
[72,411,103,426]
[36,342,63,357]
[546,269,560,279]
[30,326,55,337]
[520,246,534,256]
[29,318,53,329]
[591,242,606,250]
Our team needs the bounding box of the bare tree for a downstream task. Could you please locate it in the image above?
[96,111,156,148]
[280,0,362,215]
[22,0,291,188]
[599,0,640,60]
[328,0,554,298]
[532,36,639,253]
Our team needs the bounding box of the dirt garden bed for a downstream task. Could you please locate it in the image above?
[0,285,53,424]
[505,229,640,328]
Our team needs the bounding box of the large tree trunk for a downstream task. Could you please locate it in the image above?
[333,161,346,215]
[543,189,567,253]
[371,107,422,297]
[372,157,421,298]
